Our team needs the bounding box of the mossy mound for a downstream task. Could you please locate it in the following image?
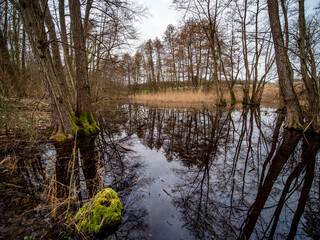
[71,110,100,136]
[73,188,123,234]
[51,133,74,142]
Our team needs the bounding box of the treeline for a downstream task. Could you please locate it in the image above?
[121,0,319,107]
[122,18,268,107]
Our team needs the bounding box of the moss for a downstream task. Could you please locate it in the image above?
[73,188,123,234]
[287,124,314,133]
[51,132,73,142]
[70,111,100,137]
[45,130,53,135]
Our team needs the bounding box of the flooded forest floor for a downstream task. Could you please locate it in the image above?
[0,99,54,239]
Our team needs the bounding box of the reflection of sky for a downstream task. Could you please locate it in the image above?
[40,143,56,178]
[35,105,320,239]
[139,145,190,240]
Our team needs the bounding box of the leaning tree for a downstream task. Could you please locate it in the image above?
[267,0,320,131]
[9,0,101,139]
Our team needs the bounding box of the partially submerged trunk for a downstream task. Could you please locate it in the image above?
[267,0,303,128]
[69,0,99,136]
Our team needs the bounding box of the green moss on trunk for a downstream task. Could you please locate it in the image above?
[73,188,123,234]
[71,111,100,136]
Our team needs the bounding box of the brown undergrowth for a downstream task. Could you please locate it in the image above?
[0,97,52,155]
[129,84,280,108]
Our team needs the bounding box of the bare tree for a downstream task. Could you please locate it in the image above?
[267,0,303,128]
[267,0,319,130]
[174,0,227,106]
[297,0,319,129]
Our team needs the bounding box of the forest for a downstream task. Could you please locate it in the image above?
[0,0,320,239]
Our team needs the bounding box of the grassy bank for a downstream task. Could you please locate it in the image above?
[129,84,280,108]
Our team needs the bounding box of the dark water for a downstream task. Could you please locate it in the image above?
[3,104,320,239]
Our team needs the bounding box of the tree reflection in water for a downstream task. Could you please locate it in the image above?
[114,104,319,240]
[16,104,320,239]
[38,105,151,238]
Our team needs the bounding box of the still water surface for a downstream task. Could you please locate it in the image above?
[25,105,320,239]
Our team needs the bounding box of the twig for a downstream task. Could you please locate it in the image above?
[31,94,46,122]
[118,143,136,152]
[303,120,313,133]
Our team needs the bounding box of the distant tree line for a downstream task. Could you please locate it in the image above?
[121,0,320,130]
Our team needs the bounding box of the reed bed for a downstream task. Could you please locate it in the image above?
[129,84,280,108]
[130,90,217,107]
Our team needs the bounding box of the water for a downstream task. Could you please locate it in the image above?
[1,104,319,239]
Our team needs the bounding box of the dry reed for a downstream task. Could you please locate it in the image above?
[130,90,217,108]
[129,84,280,108]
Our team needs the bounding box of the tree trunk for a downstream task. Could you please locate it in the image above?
[59,0,76,100]
[69,0,99,136]
[21,25,26,92]
[208,5,225,107]
[298,0,320,130]
[41,0,72,107]
[267,0,303,128]
[241,0,250,106]
[12,0,73,137]
[69,0,92,114]
[0,28,16,96]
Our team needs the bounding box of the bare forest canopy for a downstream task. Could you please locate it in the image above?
[0,0,319,132]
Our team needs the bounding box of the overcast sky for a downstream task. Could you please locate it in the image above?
[134,0,180,42]
[134,0,319,44]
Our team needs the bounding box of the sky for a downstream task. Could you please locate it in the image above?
[133,0,319,44]
[134,0,180,42]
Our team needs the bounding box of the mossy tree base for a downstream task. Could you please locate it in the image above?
[71,110,100,137]
[73,188,123,234]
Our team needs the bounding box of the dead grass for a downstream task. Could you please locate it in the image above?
[261,84,280,107]
[129,84,280,108]
[0,97,51,151]
[130,90,218,108]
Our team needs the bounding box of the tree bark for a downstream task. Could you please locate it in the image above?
[69,0,99,136]
[59,0,76,99]
[0,28,16,96]
[267,0,303,128]
[12,0,73,136]
[69,0,92,115]
[41,0,72,106]
[298,0,320,130]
